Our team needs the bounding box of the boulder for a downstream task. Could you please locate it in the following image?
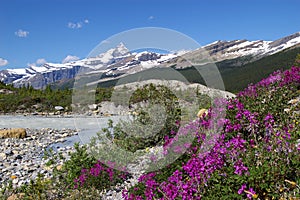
[6,193,25,200]
[54,106,64,111]
[7,194,18,200]
[56,165,63,171]
[0,89,14,94]
[197,108,208,118]
[0,128,27,139]
[88,104,98,111]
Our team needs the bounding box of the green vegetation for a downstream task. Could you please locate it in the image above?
[95,87,113,104]
[0,55,299,200]
[0,84,72,113]
[0,143,116,199]
[0,82,113,113]
[1,64,299,199]
[96,46,300,93]
[112,84,181,152]
[0,82,212,199]
[105,83,210,152]
[39,45,300,95]
[221,46,300,92]
[294,53,300,66]
[123,64,300,199]
[178,46,300,92]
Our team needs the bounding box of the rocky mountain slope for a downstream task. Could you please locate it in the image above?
[1,32,300,89]
[165,32,300,68]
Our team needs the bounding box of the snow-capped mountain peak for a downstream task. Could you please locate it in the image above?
[1,32,300,89]
[96,42,130,60]
[200,32,300,62]
[0,43,176,88]
[267,32,300,53]
[114,42,130,56]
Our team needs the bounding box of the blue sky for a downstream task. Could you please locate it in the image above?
[0,0,300,69]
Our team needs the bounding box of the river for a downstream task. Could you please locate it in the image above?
[0,115,127,148]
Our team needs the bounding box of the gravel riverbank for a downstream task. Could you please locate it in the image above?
[0,127,163,200]
[0,128,77,189]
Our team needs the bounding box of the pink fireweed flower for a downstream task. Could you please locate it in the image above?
[266,145,272,152]
[77,173,87,186]
[160,182,179,199]
[227,104,234,110]
[225,123,234,133]
[234,159,249,175]
[238,184,247,194]
[245,188,257,199]
[233,123,242,131]
[138,172,157,182]
[90,166,100,177]
[238,84,257,97]
[226,135,246,150]
[235,112,243,120]
[249,139,255,148]
[236,101,244,110]
[282,126,291,139]
[243,110,251,118]
[264,113,274,122]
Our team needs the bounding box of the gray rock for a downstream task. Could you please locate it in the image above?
[88,104,98,111]
[15,155,22,160]
[0,153,6,160]
[54,106,64,111]
[0,128,77,188]
[5,150,13,156]
[12,178,18,184]
[0,89,14,94]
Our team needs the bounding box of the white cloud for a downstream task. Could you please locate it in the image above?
[68,19,89,29]
[36,58,47,65]
[148,16,155,20]
[27,58,47,67]
[15,29,29,37]
[68,22,82,29]
[0,58,8,67]
[67,22,75,28]
[62,55,80,64]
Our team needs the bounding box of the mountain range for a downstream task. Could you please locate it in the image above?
[1,32,300,90]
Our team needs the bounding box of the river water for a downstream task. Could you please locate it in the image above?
[0,115,126,148]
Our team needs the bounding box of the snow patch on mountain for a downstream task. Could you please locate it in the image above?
[1,32,300,89]
[7,68,27,75]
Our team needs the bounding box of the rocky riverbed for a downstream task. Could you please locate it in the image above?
[0,126,164,200]
[0,128,77,189]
